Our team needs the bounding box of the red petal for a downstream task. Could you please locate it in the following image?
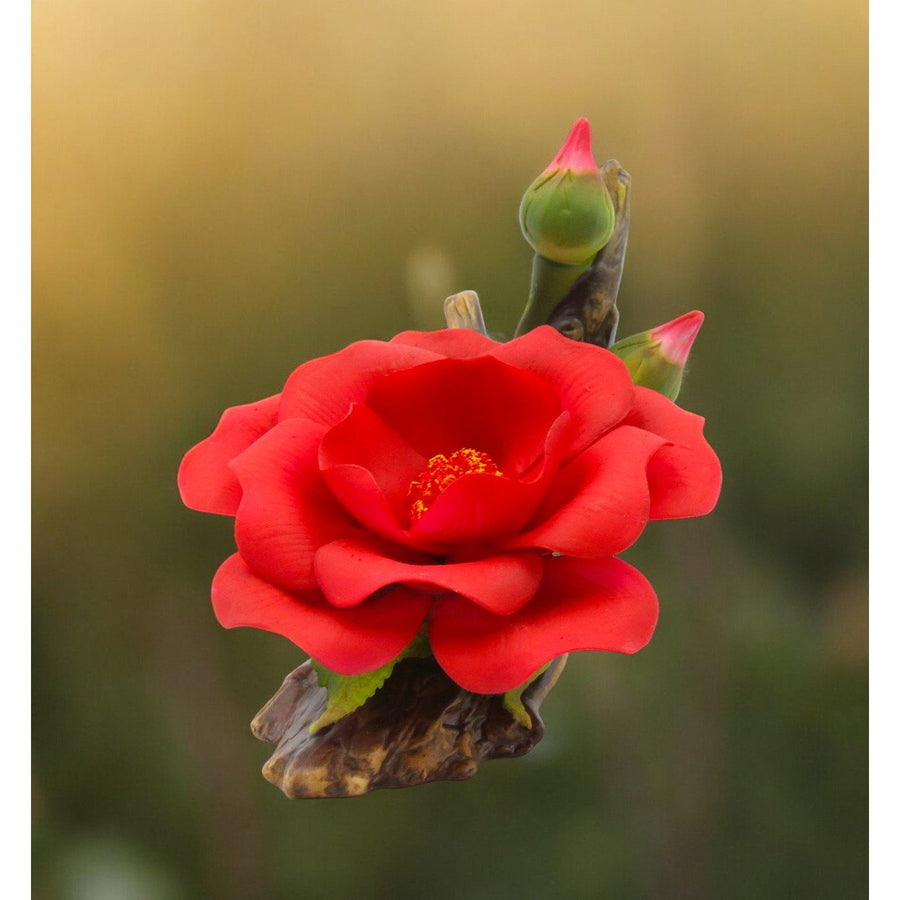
[320,415,569,554]
[408,471,546,547]
[318,404,427,524]
[505,425,668,557]
[231,419,356,593]
[364,355,561,478]
[406,409,570,549]
[315,535,543,615]
[212,554,431,674]
[491,326,635,460]
[547,118,599,175]
[429,556,659,694]
[178,394,280,516]
[390,328,499,358]
[320,461,430,550]
[624,387,722,519]
[278,340,440,426]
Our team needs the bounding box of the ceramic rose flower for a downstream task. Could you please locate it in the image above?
[178,324,721,694]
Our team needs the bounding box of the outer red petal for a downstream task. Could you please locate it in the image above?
[624,387,722,519]
[491,326,635,460]
[231,419,356,593]
[389,328,499,358]
[504,425,668,557]
[212,554,431,674]
[178,394,281,516]
[315,535,543,615]
[429,556,659,694]
[363,356,561,477]
[278,340,440,426]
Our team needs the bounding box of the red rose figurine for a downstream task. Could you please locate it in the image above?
[178,324,721,695]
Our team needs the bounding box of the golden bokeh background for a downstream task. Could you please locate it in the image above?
[33,2,867,897]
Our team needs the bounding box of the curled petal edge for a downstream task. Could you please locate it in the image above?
[212,554,431,675]
[178,394,281,516]
[429,555,659,694]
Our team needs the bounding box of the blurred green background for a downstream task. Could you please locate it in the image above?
[32,1,867,897]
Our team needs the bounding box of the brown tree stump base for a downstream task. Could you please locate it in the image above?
[251,655,566,798]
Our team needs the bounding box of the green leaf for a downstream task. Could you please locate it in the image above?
[502,662,551,729]
[309,632,430,733]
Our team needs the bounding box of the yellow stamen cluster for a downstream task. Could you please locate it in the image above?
[407,448,502,523]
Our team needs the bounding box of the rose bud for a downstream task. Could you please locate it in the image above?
[519,118,616,267]
[610,310,705,401]
[515,119,620,338]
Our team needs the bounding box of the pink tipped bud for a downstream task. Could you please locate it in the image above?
[610,311,706,401]
[652,311,705,366]
[545,118,599,175]
[520,118,615,266]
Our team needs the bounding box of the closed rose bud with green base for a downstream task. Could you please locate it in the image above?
[516,118,617,337]
[610,310,705,401]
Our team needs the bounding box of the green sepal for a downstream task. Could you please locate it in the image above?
[309,632,431,733]
[502,662,551,729]
[610,333,683,401]
[519,167,616,267]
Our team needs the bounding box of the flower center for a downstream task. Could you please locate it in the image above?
[407,448,503,523]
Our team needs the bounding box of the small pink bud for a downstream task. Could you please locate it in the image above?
[610,311,706,401]
[652,311,705,366]
[520,118,615,266]
[544,118,600,175]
